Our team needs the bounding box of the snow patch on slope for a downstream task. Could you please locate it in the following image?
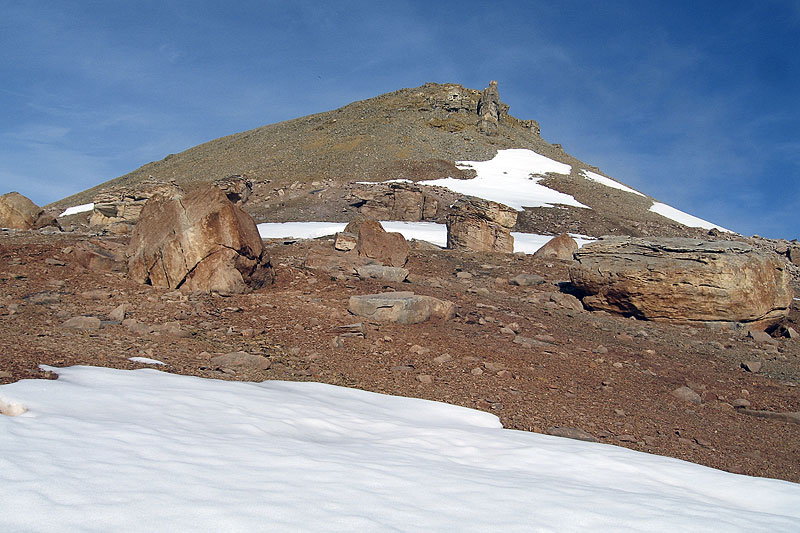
[649,201,732,232]
[58,203,94,217]
[581,169,646,197]
[419,148,588,210]
[1,365,798,531]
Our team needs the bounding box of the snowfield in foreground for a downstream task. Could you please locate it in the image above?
[1,366,798,532]
[257,221,594,252]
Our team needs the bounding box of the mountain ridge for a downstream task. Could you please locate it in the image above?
[48,82,724,239]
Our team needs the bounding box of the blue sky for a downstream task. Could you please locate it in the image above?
[1,1,798,239]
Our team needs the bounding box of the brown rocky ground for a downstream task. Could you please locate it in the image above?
[1,229,799,483]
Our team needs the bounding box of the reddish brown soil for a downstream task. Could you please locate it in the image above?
[1,230,798,483]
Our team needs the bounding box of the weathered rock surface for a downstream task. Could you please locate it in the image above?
[350,218,409,267]
[70,240,127,272]
[210,351,270,371]
[214,175,252,205]
[0,192,42,230]
[333,232,357,252]
[570,237,793,323]
[348,291,456,324]
[355,264,409,283]
[547,426,598,443]
[127,185,274,293]
[446,197,517,253]
[90,178,182,233]
[533,233,578,260]
[352,182,441,221]
[61,316,102,330]
[477,80,505,135]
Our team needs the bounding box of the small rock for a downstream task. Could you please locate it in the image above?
[62,316,102,330]
[496,370,512,379]
[456,271,473,279]
[416,374,433,384]
[471,367,484,376]
[108,304,126,322]
[483,362,503,372]
[79,289,112,300]
[741,360,762,373]
[334,232,358,252]
[433,353,452,364]
[671,386,702,405]
[0,370,12,379]
[593,345,608,354]
[546,427,597,443]
[731,398,751,408]
[618,434,637,442]
[409,344,430,355]
[509,274,545,287]
[210,351,270,371]
[153,321,191,338]
[747,329,778,345]
[614,409,626,416]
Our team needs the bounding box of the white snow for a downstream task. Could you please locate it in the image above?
[649,201,732,232]
[581,169,646,197]
[257,221,593,254]
[1,365,798,531]
[128,356,165,366]
[58,203,94,217]
[419,148,589,210]
[258,221,347,240]
[513,232,595,253]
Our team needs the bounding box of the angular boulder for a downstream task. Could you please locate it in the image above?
[533,233,578,260]
[446,197,517,253]
[348,291,456,324]
[127,185,273,293]
[347,218,409,267]
[0,192,42,230]
[71,240,127,272]
[569,237,793,323]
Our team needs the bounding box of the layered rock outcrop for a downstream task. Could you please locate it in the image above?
[127,185,273,293]
[569,237,793,323]
[352,182,441,221]
[477,80,504,135]
[90,178,182,233]
[446,197,517,253]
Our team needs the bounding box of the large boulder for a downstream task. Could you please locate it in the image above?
[446,197,517,253]
[348,291,456,324]
[532,233,578,260]
[127,185,273,293]
[346,217,409,267]
[0,192,42,230]
[569,237,793,323]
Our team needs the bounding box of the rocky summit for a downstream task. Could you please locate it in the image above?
[2,81,799,484]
